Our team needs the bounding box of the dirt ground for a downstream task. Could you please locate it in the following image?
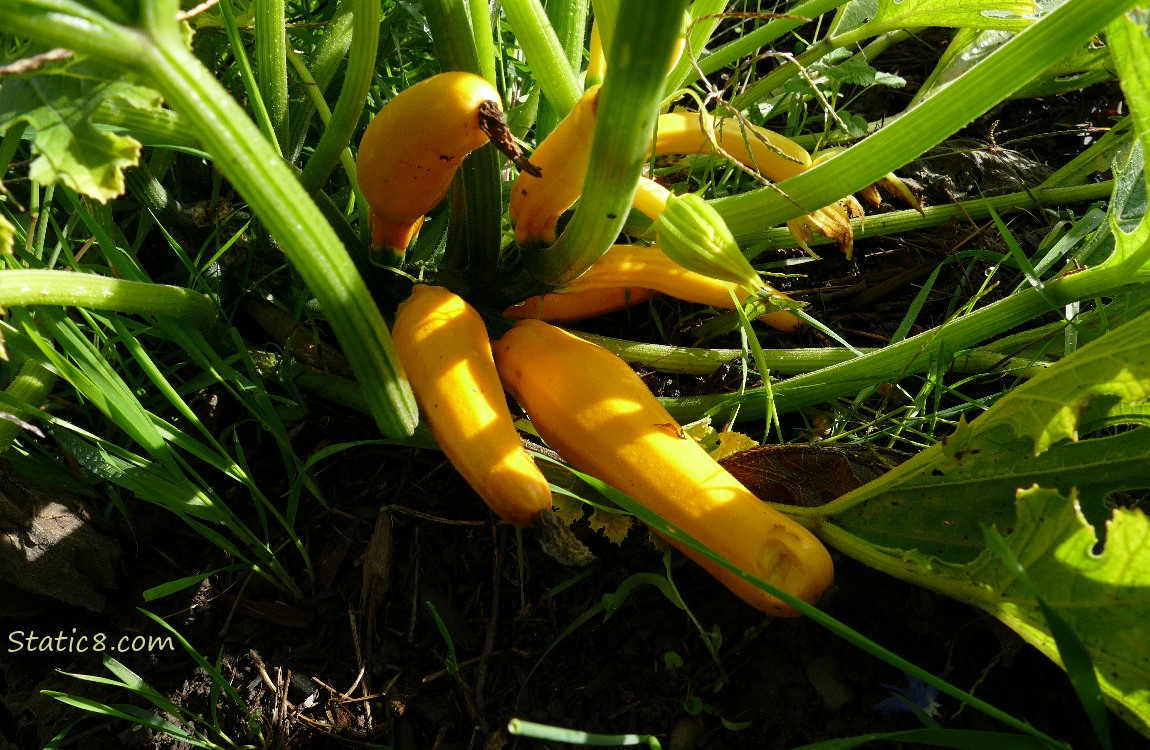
[2,427,1145,749]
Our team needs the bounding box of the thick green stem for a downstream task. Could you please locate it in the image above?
[218,0,281,156]
[502,0,582,116]
[525,0,690,288]
[662,244,1150,422]
[421,0,503,274]
[299,0,379,192]
[694,0,844,80]
[535,0,590,139]
[132,4,417,436]
[287,0,355,161]
[255,0,290,150]
[0,0,149,63]
[715,0,1137,239]
[662,0,726,97]
[467,0,498,84]
[0,270,218,328]
[747,182,1116,250]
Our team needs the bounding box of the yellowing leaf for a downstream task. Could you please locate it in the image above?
[709,430,757,461]
[588,509,634,545]
[551,492,586,525]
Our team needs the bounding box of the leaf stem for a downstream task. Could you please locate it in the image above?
[135,4,418,436]
[715,0,1137,239]
[0,270,218,329]
[525,0,690,288]
[501,0,582,116]
[299,0,379,193]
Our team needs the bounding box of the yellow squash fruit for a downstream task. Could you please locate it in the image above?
[357,72,533,258]
[504,286,653,322]
[509,85,601,248]
[391,285,552,526]
[653,112,812,182]
[560,244,803,333]
[492,320,834,616]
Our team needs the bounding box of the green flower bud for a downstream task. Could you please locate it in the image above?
[654,192,765,291]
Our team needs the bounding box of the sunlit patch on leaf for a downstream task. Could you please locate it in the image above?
[0,60,163,203]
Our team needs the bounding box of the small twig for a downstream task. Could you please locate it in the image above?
[179,0,221,21]
[0,48,72,76]
[387,504,487,526]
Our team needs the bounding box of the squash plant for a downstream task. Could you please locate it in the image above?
[2,0,1150,745]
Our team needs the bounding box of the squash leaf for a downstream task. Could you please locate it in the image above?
[587,509,634,545]
[0,59,161,203]
[551,492,586,525]
[808,302,1150,735]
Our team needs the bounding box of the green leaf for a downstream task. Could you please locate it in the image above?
[811,308,1150,736]
[826,58,880,86]
[0,60,162,203]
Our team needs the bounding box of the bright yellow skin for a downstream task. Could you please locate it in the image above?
[509,85,601,247]
[391,285,552,527]
[559,244,803,333]
[357,72,502,256]
[653,112,812,181]
[493,320,834,617]
[503,286,653,322]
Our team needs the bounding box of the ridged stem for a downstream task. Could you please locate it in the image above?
[661,235,1150,422]
[502,0,582,116]
[299,0,379,193]
[254,0,290,149]
[534,0,590,139]
[420,0,503,274]
[524,0,690,288]
[0,270,218,329]
[715,0,1138,239]
[124,3,418,436]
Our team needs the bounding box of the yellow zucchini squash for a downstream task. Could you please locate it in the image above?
[391,285,552,526]
[509,85,601,248]
[492,319,834,616]
[652,112,812,182]
[560,244,803,333]
[504,286,653,322]
[357,72,510,258]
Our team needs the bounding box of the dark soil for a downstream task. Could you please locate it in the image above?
[3,423,1145,750]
